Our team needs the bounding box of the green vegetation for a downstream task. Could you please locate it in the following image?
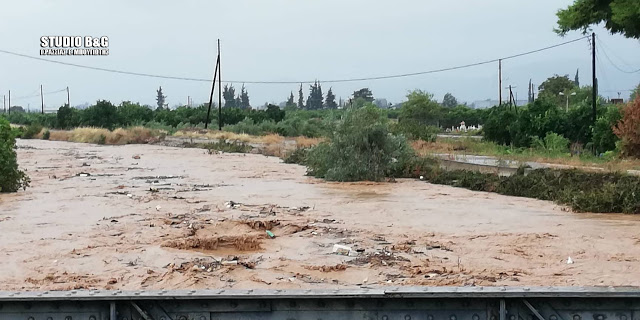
[185,140,253,154]
[428,168,640,214]
[556,0,640,39]
[0,117,30,192]
[305,105,413,181]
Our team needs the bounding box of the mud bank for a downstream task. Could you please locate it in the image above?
[1,140,640,291]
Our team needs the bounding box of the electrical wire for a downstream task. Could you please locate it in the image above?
[12,88,67,100]
[0,36,590,85]
[596,38,640,74]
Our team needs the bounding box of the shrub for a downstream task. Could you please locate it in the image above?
[283,148,309,165]
[593,105,622,153]
[306,105,414,181]
[22,124,43,139]
[0,118,30,192]
[42,129,50,140]
[613,96,640,158]
[185,141,252,153]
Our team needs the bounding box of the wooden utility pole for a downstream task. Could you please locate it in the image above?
[66,86,70,107]
[498,59,502,106]
[8,90,10,115]
[591,33,597,126]
[217,39,222,131]
[40,85,44,114]
[204,56,219,129]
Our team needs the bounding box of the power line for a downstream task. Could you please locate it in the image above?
[12,87,67,100]
[596,38,640,74]
[0,36,589,85]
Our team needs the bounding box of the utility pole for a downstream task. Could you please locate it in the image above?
[498,59,502,106]
[217,39,222,131]
[40,85,44,114]
[591,32,597,127]
[204,54,220,129]
[8,90,10,115]
[66,86,70,107]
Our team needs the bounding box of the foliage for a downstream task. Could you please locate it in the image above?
[224,118,278,136]
[223,84,237,108]
[613,96,640,157]
[297,84,305,109]
[632,84,639,101]
[286,92,296,109]
[306,81,324,110]
[593,104,622,153]
[397,90,443,140]
[532,132,570,153]
[22,123,43,139]
[538,75,577,105]
[305,105,413,181]
[556,0,640,39]
[0,117,30,192]
[156,86,166,109]
[283,147,309,165]
[442,93,458,108]
[42,129,50,140]
[440,105,486,129]
[240,84,250,109]
[424,165,640,214]
[325,87,338,109]
[353,88,374,103]
[83,100,120,130]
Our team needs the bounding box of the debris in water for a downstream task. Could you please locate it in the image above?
[332,244,352,256]
[155,205,161,211]
[567,257,574,264]
[132,155,141,159]
[77,172,91,177]
[266,230,275,239]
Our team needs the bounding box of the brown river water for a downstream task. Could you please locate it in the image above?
[1,139,639,291]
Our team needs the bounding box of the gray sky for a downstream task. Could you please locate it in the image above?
[1,0,639,110]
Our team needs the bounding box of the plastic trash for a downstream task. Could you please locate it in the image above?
[332,244,352,256]
[266,230,275,238]
[567,257,574,264]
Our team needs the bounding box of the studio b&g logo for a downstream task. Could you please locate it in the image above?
[40,36,109,56]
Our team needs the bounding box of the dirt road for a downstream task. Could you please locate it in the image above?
[2,140,640,291]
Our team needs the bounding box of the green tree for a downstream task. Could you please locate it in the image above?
[298,84,305,109]
[286,91,296,109]
[156,86,166,110]
[265,104,285,123]
[574,69,580,87]
[353,88,374,102]
[325,87,338,109]
[0,117,30,192]
[556,0,640,39]
[223,84,237,108]
[117,101,153,126]
[240,84,250,109]
[538,74,577,106]
[82,100,120,130]
[57,104,76,129]
[442,93,458,108]
[306,81,324,110]
[397,90,443,140]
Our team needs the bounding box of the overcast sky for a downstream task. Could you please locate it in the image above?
[1,0,639,110]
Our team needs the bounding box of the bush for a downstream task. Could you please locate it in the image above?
[306,105,414,181]
[422,166,640,214]
[22,124,43,139]
[613,96,640,158]
[42,129,50,140]
[593,105,622,153]
[0,118,30,192]
[283,148,309,165]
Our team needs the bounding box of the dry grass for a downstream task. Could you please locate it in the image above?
[48,127,165,145]
[295,136,323,148]
[256,134,285,144]
[173,129,253,142]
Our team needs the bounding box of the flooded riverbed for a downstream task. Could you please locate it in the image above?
[1,140,639,291]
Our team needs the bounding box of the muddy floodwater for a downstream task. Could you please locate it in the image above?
[2,140,640,291]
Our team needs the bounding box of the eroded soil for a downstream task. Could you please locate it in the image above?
[2,140,640,291]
